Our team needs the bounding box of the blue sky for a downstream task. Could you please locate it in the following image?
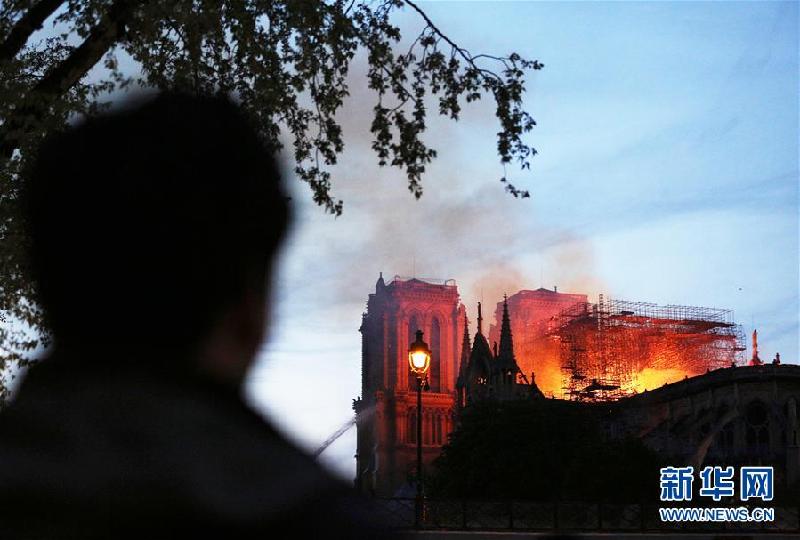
[246,1,799,479]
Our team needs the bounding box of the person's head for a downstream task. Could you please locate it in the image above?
[25,92,290,382]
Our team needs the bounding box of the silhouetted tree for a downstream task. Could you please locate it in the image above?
[430,399,661,503]
[0,1,543,387]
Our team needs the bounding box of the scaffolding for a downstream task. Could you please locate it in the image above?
[390,276,457,287]
[550,295,745,402]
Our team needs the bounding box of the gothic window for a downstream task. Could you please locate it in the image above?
[407,410,417,444]
[719,421,735,452]
[699,422,710,446]
[429,318,441,392]
[427,413,433,445]
[407,315,420,391]
[787,398,799,446]
[745,400,770,456]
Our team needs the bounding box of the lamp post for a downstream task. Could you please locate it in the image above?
[408,329,431,529]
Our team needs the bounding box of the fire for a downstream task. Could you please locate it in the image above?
[498,291,744,402]
[509,327,718,399]
[626,367,690,394]
[529,358,564,397]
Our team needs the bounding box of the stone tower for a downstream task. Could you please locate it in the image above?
[354,274,465,495]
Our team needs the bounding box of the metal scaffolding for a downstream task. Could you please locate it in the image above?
[549,295,745,402]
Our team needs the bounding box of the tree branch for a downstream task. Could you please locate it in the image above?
[0,0,143,159]
[403,0,476,73]
[33,0,137,97]
[0,0,66,63]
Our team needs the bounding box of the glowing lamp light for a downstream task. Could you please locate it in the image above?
[408,330,431,377]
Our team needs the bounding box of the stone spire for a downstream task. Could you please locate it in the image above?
[750,329,763,366]
[497,294,517,369]
[466,303,492,403]
[376,272,385,291]
[490,294,520,399]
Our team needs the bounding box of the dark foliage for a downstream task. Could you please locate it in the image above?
[430,399,662,503]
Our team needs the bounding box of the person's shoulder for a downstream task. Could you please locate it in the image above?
[0,357,402,537]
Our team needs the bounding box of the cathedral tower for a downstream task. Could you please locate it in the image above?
[354,275,465,495]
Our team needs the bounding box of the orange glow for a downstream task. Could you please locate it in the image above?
[504,296,743,401]
[626,367,689,393]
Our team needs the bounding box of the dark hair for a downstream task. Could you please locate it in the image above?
[24,92,290,357]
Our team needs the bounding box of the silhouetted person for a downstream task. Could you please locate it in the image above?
[0,94,394,538]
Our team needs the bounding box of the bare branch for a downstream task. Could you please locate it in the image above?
[403,0,467,62]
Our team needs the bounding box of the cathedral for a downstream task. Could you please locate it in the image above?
[353,274,540,495]
[353,274,800,497]
[455,298,543,409]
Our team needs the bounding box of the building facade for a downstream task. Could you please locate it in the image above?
[354,275,542,495]
[605,363,800,489]
[353,275,466,495]
[354,275,798,496]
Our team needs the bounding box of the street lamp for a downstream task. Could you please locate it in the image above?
[408,329,431,528]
